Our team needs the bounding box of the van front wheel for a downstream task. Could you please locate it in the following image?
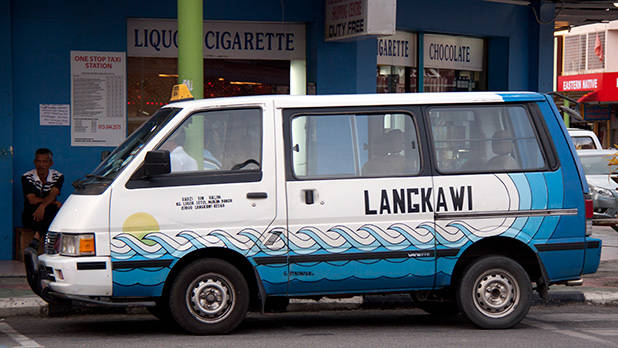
[169,259,249,334]
[457,255,531,329]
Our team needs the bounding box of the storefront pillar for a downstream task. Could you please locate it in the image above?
[177,0,204,167]
[290,60,306,95]
[417,33,424,92]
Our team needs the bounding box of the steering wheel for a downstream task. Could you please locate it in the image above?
[231,159,259,170]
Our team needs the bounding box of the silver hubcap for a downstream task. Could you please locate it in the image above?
[186,274,234,323]
[472,268,519,318]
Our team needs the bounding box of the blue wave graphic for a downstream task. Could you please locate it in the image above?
[291,258,435,280]
[113,268,169,287]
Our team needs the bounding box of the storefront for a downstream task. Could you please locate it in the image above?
[126,19,305,133]
[0,0,556,259]
[557,72,618,148]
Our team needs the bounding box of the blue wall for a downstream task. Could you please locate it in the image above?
[3,0,555,259]
[1,0,14,259]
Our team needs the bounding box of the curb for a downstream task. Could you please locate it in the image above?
[0,297,46,317]
[583,291,618,305]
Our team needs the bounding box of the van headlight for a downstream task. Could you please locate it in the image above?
[590,184,614,198]
[59,233,95,256]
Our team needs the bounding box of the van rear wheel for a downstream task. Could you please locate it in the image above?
[169,258,249,334]
[457,255,531,329]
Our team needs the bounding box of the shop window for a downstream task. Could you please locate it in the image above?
[127,57,289,135]
[587,32,605,70]
[564,35,587,73]
[428,105,546,173]
[423,68,484,92]
[290,113,420,179]
[377,66,418,93]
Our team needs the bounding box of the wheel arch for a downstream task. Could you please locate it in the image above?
[451,236,545,289]
[162,247,263,311]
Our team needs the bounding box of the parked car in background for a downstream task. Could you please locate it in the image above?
[578,149,618,218]
[569,128,602,150]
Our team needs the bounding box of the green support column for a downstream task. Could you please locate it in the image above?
[563,100,570,128]
[178,0,204,168]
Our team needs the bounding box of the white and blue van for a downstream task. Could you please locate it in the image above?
[26,91,601,334]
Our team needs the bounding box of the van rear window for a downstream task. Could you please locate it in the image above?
[428,105,547,173]
[572,136,596,150]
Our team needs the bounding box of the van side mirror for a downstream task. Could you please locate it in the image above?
[144,150,171,177]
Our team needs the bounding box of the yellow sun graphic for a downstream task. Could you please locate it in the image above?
[122,212,159,246]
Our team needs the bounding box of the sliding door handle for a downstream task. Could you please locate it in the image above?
[304,189,315,205]
[247,192,268,199]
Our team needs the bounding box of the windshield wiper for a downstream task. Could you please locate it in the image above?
[86,174,113,181]
[72,174,113,189]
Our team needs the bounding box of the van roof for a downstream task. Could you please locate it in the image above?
[165,91,546,110]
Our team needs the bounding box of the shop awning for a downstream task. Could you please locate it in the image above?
[557,72,618,103]
[578,90,599,103]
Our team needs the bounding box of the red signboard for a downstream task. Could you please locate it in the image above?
[557,72,618,103]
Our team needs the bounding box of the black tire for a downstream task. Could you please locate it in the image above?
[169,258,249,335]
[457,255,531,329]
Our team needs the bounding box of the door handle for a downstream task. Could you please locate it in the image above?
[304,189,315,205]
[247,192,268,199]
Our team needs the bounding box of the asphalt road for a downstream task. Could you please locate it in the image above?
[2,304,618,348]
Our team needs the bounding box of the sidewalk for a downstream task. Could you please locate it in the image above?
[1,258,617,318]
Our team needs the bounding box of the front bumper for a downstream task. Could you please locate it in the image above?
[25,251,113,297]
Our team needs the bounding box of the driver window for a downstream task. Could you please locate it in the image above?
[157,108,262,173]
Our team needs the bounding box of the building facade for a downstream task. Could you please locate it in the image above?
[0,0,556,260]
[555,20,618,147]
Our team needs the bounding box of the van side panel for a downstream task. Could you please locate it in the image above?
[532,100,587,281]
[544,95,589,193]
[433,99,588,287]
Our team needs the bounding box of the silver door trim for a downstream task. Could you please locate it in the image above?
[435,208,578,220]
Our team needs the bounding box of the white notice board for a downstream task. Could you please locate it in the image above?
[40,104,70,126]
[70,51,126,147]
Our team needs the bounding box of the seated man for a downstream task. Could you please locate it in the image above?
[161,127,198,172]
[362,129,409,176]
[487,130,519,170]
[22,148,64,244]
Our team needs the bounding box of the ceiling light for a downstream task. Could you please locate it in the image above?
[229,81,262,86]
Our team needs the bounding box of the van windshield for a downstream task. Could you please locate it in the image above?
[73,107,180,194]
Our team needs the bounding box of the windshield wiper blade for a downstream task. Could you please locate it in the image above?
[85,174,113,181]
[72,177,87,189]
[72,174,113,189]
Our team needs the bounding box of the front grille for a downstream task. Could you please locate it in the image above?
[44,232,59,254]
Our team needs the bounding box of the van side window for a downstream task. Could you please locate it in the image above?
[428,105,546,173]
[158,108,261,173]
[290,113,420,179]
